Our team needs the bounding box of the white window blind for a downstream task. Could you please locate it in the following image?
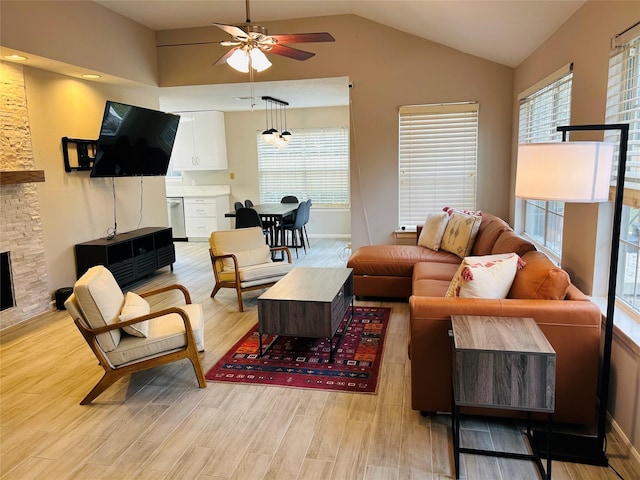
[398,102,479,226]
[605,24,640,313]
[257,127,349,207]
[518,66,573,144]
[605,28,640,204]
[517,66,573,258]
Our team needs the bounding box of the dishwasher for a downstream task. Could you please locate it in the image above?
[167,197,187,241]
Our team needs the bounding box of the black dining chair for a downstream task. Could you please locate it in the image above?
[302,199,311,248]
[281,201,308,258]
[235,207,271,244]
[233,201,244,211]
[244,199,254,207]
[280,195,299,223]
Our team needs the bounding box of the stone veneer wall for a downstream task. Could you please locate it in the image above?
[0,61,50,329]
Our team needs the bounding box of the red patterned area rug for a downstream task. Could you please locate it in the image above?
[205,306,391,393]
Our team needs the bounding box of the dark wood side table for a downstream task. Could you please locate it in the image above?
[451,315,556,480]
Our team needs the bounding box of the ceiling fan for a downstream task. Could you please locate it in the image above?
[212,0,335,72]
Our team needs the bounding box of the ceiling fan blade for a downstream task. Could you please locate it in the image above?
[212,22,249,40]
[212,48,237,66]
[270,32,335,44]
[267,44,315,61]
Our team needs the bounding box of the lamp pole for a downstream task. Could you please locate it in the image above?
[533,123,629,466]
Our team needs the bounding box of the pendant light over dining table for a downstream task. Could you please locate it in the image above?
[261,96,291,149]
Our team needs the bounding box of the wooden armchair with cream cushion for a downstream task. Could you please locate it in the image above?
[209,226,293,311]
[64,265,206,405]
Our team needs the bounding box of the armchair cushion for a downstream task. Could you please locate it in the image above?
[105,303,204,366]
[73,265,123,352]
[211,227,272,269]
[119,292,150,337]
[223,245,271,270]
[218,262,293,283]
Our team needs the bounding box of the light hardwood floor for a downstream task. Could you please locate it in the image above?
[1,238,639,480]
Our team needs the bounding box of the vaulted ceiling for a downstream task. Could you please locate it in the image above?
[96,0,586,68]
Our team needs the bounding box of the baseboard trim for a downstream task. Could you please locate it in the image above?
[306,234,351,239]
[609,413,640,465]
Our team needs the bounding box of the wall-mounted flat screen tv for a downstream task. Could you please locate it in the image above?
[90,101,180,177]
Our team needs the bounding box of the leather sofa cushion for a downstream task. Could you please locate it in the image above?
[412,261,460,296]
[508,251,570,300]
[491,230,536,257]
[471,213,512,256]
[348,245,460,277]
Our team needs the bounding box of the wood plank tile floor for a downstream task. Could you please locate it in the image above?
[1,238,639,479]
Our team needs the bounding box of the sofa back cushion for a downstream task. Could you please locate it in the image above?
[491,230,536,257]
[508,251,571,300]
[471,213,513,256]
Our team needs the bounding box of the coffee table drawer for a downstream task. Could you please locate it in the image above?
[331,276,353,332]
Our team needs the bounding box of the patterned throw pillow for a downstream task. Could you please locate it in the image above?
[440,211,482,258]
[442,206,483,217]
[119,291,150,337]
[417,212,450,251]
[446,253,525,298]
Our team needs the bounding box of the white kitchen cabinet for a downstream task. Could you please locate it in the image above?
[171,111,228,171]
[184,195,230,240]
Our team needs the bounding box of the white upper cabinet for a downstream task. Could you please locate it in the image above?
[171,111,228,171]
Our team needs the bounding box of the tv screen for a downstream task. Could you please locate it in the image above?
[90,101,180,177]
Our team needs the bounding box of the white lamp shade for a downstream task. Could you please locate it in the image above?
[249,48,272,72]
[515,142,614,202]
[226,49,250,73]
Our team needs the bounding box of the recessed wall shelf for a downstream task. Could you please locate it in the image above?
[62,137,97,172]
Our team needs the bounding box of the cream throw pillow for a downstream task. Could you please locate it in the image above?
[446,253,524,298]
[440,211,482,258]
[417,212,450,251]
[119,291,150,337]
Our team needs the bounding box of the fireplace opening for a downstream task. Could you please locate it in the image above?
[1,252,15,311]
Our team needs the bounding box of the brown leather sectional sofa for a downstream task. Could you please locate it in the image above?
[347,212,602,425]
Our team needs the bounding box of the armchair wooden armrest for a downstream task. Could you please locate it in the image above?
[138,283,193,304]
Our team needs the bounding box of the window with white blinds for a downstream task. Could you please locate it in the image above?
[257,127,349,207]
[604,24,640,314]
[517,65,573,258]
[398,103,479,226]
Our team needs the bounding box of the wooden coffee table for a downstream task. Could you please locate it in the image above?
[257,267,354,362]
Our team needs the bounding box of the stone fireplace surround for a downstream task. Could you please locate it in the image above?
[0,62,50,330]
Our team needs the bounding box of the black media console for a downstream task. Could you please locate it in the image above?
[75,227,175,286]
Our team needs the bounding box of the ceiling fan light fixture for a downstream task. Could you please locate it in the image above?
[226,49,250,72]
[249,48,272,72]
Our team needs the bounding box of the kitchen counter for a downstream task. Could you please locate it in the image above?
[165,185,231,240]
[165,185,230,198]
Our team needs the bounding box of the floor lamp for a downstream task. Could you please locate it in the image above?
[515,123,629,466]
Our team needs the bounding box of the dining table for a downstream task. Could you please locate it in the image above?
[225,202,300,248]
